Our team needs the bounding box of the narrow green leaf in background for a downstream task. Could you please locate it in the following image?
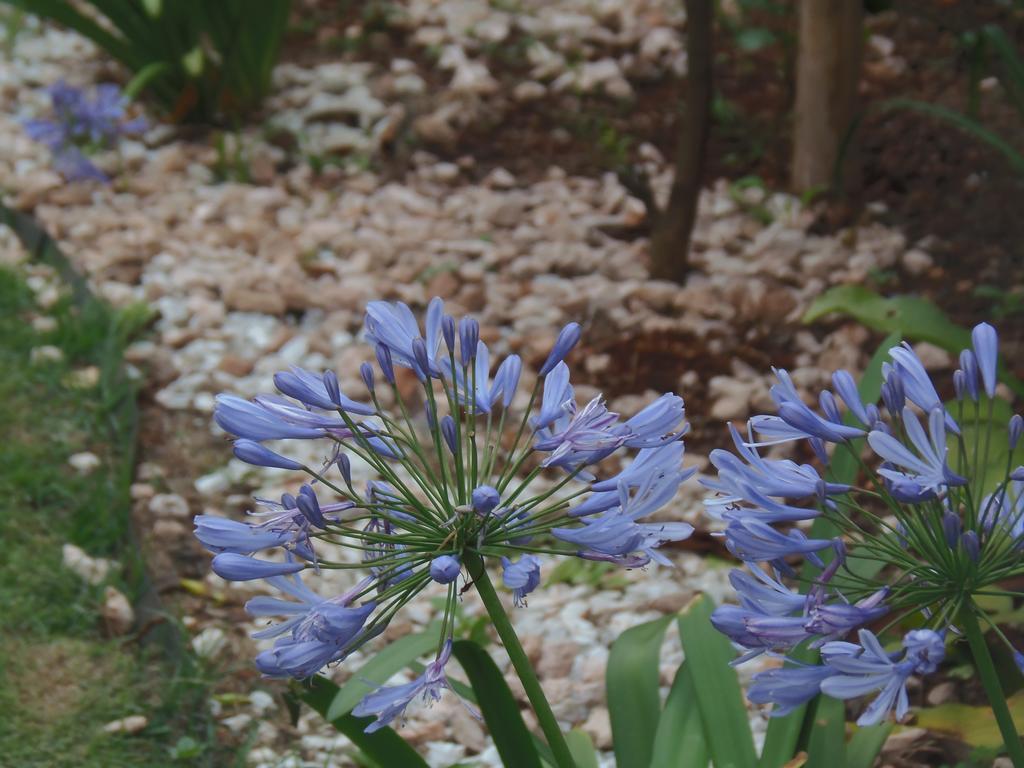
[565,729,600,768]
[451,640,544,768]
[677,594,757,768]
[802,286,1024,398]
[649,662,709,768]
[846,723,893,768]
[606,614,675,768]
[326,623,441,721]
[301,676,430,768]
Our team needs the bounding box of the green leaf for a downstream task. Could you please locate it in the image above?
[301,676,429,768]
[181,44,204,77]
[326,624,441,721]
[803,286,971,354]
[565,729,600,768]
[846,723,893,768]
[451,640,543,768]
[803,695,846,768]
[123,60,171,100]
[677,595,757,768]
[649,662,709,768]
[881,98,1024,175]
[735,27,776,51]
[606,614,675,768]
[803,286,1024,399]
[914,691,1024,748]
[949,397,1015,497]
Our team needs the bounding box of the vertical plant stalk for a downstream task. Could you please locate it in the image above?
[961,609,1024,768]
[647,0,713,283]
[466,552,577,768]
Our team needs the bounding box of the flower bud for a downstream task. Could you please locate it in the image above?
[959,349,980,401]
[471,485,500,515]
[971,322,999,398]
[232,439,303,470]
[881,374,905,417]
[459,317,479,367]
[212,553,303,581]
[540,322,581,376]
[961,530,980,562]
[440,415,457,455]
[323,370,341,406]
[411,338,430,381]
[819,390,841,424]
[337,453,352,488]
[1010,414,1023,451]
[429,555,460,584]
[953,370,966,401]
[297,485,325,528]
[442,315,456,355]
[360,362,375,393]
[942,511,962,549]
[376,345,395,384]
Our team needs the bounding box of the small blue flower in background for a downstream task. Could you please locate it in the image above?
[195,296,694,731]
[352,640,465,732]
[707,321,1024,726]
[23,81,146,182]
[501,555,541,606]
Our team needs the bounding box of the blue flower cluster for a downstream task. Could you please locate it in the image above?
[24,81,145,182]
[197,297,693,731]
[707,322,1022,725]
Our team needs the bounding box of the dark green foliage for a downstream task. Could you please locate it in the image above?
[3,0,291,122]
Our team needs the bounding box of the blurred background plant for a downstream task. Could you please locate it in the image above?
[1,0,290,123]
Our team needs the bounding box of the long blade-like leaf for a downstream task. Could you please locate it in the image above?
[882,98,1024,174]
[606,613,674,768]
[804,695,846,768]
[301,676,429,768]
[649,662,709,768]
[565,729,600,768]
[846,723,893,768]
[677,595,756,768]
[451,639,543,768]
[326,623,441,721]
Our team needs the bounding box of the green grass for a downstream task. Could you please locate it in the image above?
[0,266,223,767]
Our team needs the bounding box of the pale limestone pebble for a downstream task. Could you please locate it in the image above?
[102,715,148,735]
[30,344,63,364]
[68,451,102,475]
[191,626,228,659]
[101,586,135,636]
[902,247,934,276]
[149,492,190,518]
[62,543,113,585]
[914,340,953,370]
[424,742,467,767]
[152,519,188,540]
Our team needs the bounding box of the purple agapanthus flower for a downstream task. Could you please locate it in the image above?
[501,555,541,606]
[250,574,377,678]
[710,321,1020,728]
[820,629,945,726]
[197,296,698,734]
[352,640,456,732]
[24,81,145,182]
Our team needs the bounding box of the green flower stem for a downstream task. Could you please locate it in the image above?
[466,552,577,768]
[961,608,1024,768]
